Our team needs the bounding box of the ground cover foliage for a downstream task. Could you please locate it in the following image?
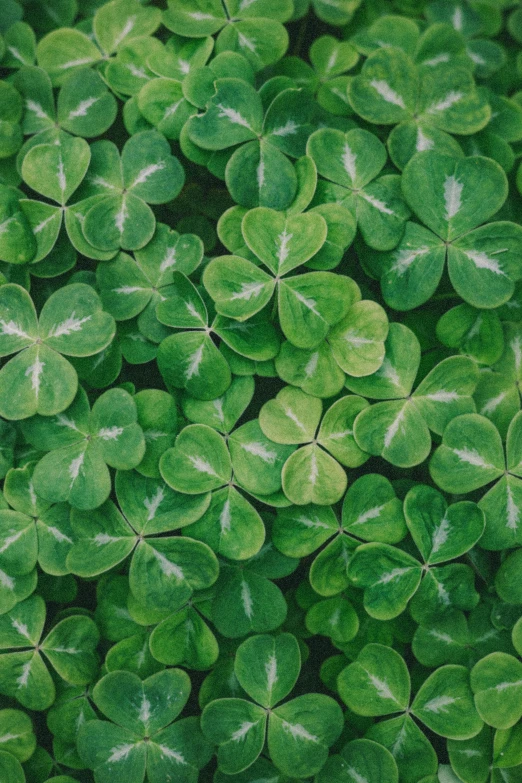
[1,0,522,781]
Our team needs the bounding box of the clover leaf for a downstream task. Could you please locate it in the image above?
[72,132,184,255]
[0,594,99,710]
[155,271,279,401]
[348,322,479,467]
[0,283,115,420]
[377,150,522,310]
[201,632,344,777]
[163,0,292,71]
[338,643,483,745]
[20,385,145,510]
[430,411,522,550]
[307,126,411,251]
[159,419,292,558]
[348,483,484,621]
[186,80,315,209]
[78,669,212,783]
[66,468,217,611]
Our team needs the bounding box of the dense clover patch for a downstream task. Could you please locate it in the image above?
[1,1,522,782]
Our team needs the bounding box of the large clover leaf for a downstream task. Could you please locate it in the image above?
[348,483,484,622]
[20,385,145,510]
[307,127,411,251]
[430,411,522,550]
[186,80,315,209]
[66,468,217,611]
[374,150,522,311]
[0,594,99,710]
[163,0,292,70]
[348,47,490,165]
[155,271,279,400]
[347,322,479,468]
[259,386,370,505]
[0,283,115,420]
[201,632,344,777]
[69,131,184,254]
[78,669,212,783]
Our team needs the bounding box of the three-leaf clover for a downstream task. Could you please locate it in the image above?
[347,322,479,468]
[163,0,293,71]
[307,126,411,251]
[259,387,370,505]
[66,468,218,611]
[204,206,360,350]
[156,271,279,400]
[186,80,314,209]
[348,483,484,622]
[77,669,212,783]
[20,385,145,510]
[71,130,185,253]
[0,283,115,420]
[376,150,522,311]
[337,644,483,780]
[201,633,344,777]
[0,594,99,710]
[430,411,522,550]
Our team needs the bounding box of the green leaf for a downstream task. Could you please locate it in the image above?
[338,644,411,716]
[234,633,300,709]
[412,665,483,740]
[201,698,267,774]
[21,133,90,205]
[160,424,231,494]
[347,543,422,619]
[187,78,262,150]
[242,207,328,276]
[0,344,78,420]
[430,414,505,494]
[268,693,343,778]
[404,485,485,564]
[402,151,508,241]
[341,474,407,543]
[316,738,399,783]
[39,283,116,357]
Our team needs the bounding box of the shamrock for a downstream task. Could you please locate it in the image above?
[346,322,478,468]
[159,409,293,559]
[69,130,185,254]
[338,644,483,779]
[273,473,406,596]
[275,34,360,116]
[20,385,145,510]
[78,669,212,783]
[307,126,411,251]
[258,387,371,505]
[186,80,315,209]
[0,594,99,710]
[348,483,484,622]
[209,522,298,638]
[374,150,522,311]
[156,271,280,400]
[0,283,115,420]
[204,206,362,350]
[0,184,37,265]
[430,411,522,550]
[35,0,162,85]
[66,468,218,611]
[348,47,490,168]
[15,65,117,145]
[201,633,344,777]
[163,0,293,71]
[96,223,204,344]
